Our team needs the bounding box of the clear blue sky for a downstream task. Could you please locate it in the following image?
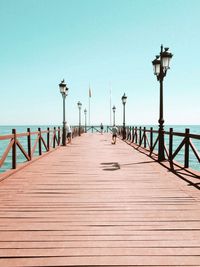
[0,0,200,126]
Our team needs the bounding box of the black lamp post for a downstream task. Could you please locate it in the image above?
[152,45,173,161]
[121,93,127,139]
[112,105,116,126]
[84,108,87,133]
[77,101,82,136]
[59,79,69,146]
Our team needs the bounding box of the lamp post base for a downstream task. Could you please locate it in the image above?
[158,126,165,161]
[62,127,66,146]
[123,126,126,140]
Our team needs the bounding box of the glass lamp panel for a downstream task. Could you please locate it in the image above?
[162,49,173,69]
[77,101,82,108]
[122,96,127,104]
[60,86,66,94]
[59,80,66,94]
[65,87,69,96]
[155,63,160,75]
[162,56,170,69]
[153,65,156,75]
[152,57,160,75]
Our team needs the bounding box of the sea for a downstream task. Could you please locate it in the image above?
[0,125,200,173]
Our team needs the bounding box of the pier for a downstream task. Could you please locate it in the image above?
[2,0,200,265]
[0,132,200,266]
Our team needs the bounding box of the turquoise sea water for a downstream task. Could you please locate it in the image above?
[0,125,200,173]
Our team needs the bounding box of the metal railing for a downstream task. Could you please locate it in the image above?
[84,125,113,133]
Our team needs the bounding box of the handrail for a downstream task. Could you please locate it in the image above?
[118,126,200,171]
[83,125,113,133]
[0,126,80,172]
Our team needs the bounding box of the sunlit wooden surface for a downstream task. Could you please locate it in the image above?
[0,133,200,266]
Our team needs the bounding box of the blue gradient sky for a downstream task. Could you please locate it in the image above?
[0,0,200,126]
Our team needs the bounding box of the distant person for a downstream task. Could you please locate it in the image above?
[100,123,103,134]
[66,123,72,144]
[112,125,118,144]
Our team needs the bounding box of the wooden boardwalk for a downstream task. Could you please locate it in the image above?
[0,133,200,266]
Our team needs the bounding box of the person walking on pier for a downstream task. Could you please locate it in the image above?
[66,123,72,144]
[112,125,118,144]
[100,123,103,134]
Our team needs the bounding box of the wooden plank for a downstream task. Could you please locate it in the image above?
[0,255,200,267]
[1,247,200,257]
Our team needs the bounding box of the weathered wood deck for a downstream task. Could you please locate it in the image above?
[0,133,200,266]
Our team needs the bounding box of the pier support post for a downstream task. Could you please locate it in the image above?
[184,128,190,168]
[38,128,42,155]
[27,128,31,160]
[169,128,173,167]
[12,129,17,169]
[47,127,50,151]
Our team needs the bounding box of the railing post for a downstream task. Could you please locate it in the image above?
[144,127,146,148]
[132,127,134,143]
[184,128,190,168]
[129,127,131,141]
[38,128,42,155]
[47,127,50,151]
[169,128,173,165]
[92,126,94,133]
[12,129,17,169]
[139,126,142,146]
[135,127,138,144]
[58,127,61,146]
[53,127,56,148]
[27,128,31,160]
[150,127,153,151]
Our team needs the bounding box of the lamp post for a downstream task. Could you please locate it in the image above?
[112,105,116,126]
[84,108,87,133]
[152,45,173,161]
[77,101,82,136]
[59,79,69,146]
[121,93,127,139]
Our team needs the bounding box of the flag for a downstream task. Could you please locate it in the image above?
[89,87,92,98]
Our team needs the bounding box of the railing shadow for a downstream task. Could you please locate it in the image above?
[123,138,200,190]
[159,161,200,190]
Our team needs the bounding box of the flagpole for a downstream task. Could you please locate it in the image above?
[110,87,112,126]
[89,96,90,126]
[109,82,112,127]
[89,85,91,126]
